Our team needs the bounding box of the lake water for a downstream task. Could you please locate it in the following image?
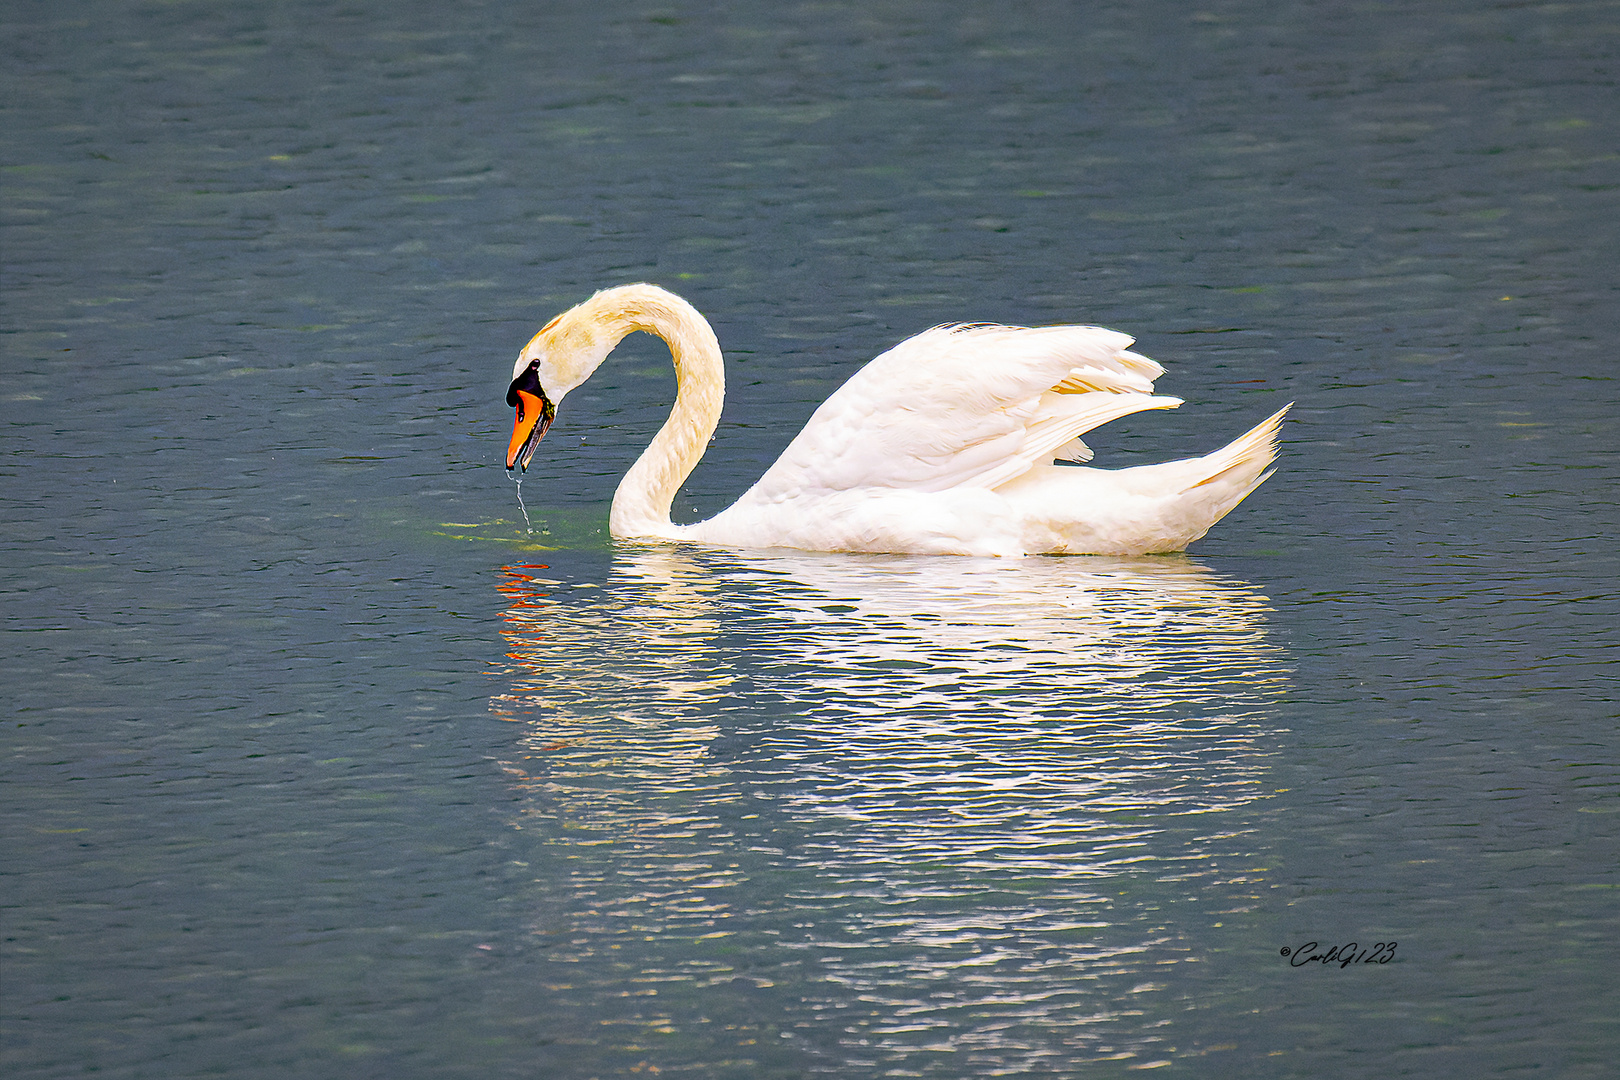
[4,1,1617,1077]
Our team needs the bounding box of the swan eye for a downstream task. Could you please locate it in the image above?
[506,362,544,408]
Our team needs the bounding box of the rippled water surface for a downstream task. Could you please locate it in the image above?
[4,1,1617,1077]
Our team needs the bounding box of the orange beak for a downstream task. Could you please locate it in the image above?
[505,364,555,471]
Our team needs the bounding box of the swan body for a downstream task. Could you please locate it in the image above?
[506,284,1289,557]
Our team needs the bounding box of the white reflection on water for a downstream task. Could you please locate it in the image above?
[490,549,1288,1071]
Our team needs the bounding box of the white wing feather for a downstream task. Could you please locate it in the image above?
[731,323,1180,506]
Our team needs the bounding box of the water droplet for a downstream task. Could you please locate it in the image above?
[510,473,532,534]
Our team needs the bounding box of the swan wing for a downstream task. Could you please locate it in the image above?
[735,323,1181,504]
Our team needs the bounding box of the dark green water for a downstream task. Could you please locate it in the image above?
[4,1,1617,1077]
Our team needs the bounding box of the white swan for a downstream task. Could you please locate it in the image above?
[506,283,1290,557]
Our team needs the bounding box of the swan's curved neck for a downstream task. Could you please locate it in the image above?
[579,286,724,538]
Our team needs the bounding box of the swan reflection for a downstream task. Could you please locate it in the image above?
[490,548,1287,1071]
[496,548,1285,820]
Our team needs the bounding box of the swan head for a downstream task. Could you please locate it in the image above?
[505,357,556,472]
[505,303,617,472]
[505,284,716,472]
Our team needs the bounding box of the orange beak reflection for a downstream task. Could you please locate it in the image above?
[505,363,556,472]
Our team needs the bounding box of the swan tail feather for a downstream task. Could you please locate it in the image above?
[1162,403,1292,537]
[1188,403,1292,492]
